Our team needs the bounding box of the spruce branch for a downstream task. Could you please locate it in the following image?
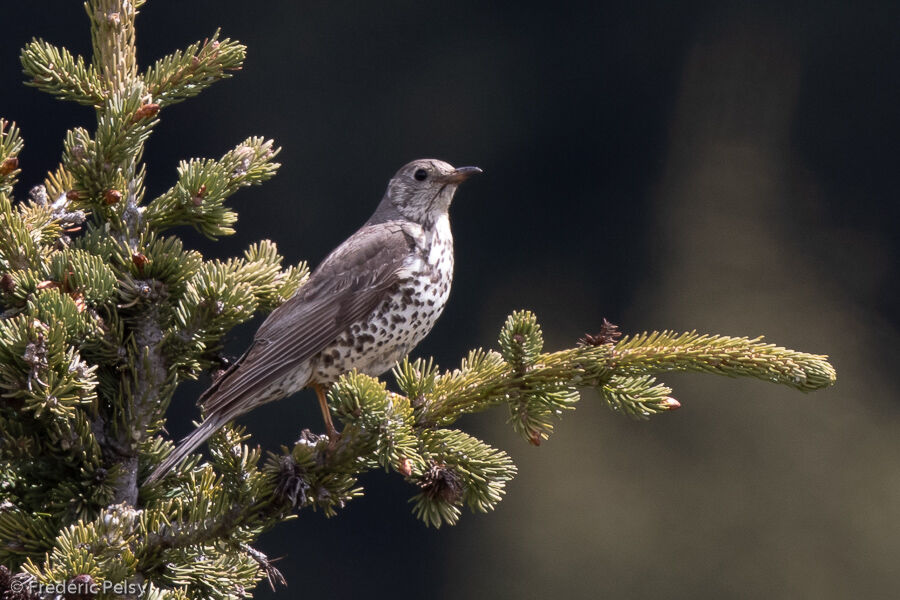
[144,31,246,108]
[20,40,106,106]
[610,330,837,390]
[259,311,835,528]
[144,138,282,238]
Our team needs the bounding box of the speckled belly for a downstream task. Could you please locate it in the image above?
[311,260,452,383]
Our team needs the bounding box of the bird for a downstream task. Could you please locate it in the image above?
[146,158,481,483]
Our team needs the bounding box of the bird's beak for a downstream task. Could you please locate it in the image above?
[440,166,482,184]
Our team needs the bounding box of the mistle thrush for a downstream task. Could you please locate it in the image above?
[147,159,480,483]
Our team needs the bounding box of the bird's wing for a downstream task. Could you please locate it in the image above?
[199,220,420,417]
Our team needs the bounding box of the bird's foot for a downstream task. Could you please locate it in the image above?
[313,383,341,447]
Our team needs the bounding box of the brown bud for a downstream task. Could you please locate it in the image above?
[397,457,412,477]
[71,292,86,313]
[662,397,681,410]
[66,190,81,201]
[578,318,623,346]
[66,573,96,600]
[104,189,122,205]
[0,273,14,294]
[192,184,207,206]
[529,430,543,446]
[131,103,160,123]
[60,269,74,291]
[0,157,18,175]
[131,252,149,275]
[419,462,463,504]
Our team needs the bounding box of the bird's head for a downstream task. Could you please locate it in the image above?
[370,159,481,225]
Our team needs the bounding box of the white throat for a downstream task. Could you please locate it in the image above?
[427,213,452,263]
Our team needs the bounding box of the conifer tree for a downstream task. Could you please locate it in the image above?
[0,2,835,599]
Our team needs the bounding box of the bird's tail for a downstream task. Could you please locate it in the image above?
[144,416,227,485]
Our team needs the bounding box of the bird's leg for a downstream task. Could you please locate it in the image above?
[313,383,339,441]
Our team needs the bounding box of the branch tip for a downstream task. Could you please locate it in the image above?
[663,397,681,410]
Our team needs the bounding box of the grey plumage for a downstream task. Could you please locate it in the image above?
[146,159,480,484]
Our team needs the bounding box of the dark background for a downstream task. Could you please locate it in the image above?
[2,1,898,598]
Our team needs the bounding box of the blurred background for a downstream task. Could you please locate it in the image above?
[2,1,898,598]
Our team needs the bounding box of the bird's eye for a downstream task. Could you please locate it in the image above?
[413,168,428,181]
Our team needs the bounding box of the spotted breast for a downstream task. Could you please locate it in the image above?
[311,213,454,383]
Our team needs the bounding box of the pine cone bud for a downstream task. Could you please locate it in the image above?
[192,184,207,206]
[71,291,86,313]
[662,397,681,410]
[104,189,121,205]
[0,273,14,294]
[0,157,18,175]
[131,103,160,123]
[419,462,462,504]
[578,318,622,346]
[131,252,149,275]
[64,574,95,600]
